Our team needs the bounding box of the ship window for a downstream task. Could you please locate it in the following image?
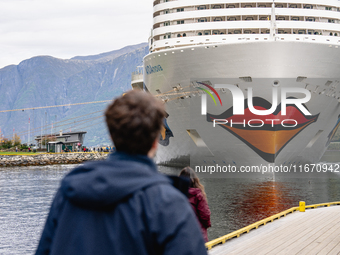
[278,30,284,34]
[335,33,338,36]
[164,21,170,26]
[258,4,266,8]
[177,34,181,37]
[325,7,332,11]
[304,4,313,9]
[227,5,235,8]
[183,33,186,37]
[213,30,220,35]
[214,17,222,21]
[276,4,283,8]
[204,30,211,35]
[177,8,184,12]
[228,17,236,21]
[198,5,206,10]
[328,19,335,23]
[292,17,299,21]
[260,17,268,20]
[244,5,252,8]
[244,30,251,34]
[234,30,241,34]
[298,30,306,34]
[177,20,184,24]
[198,18,207,22]
[198,32,202,36]
[307,17,315,22]
[265,30,270,34]
[245,17,253,20]
[314,32,319,35]
[213,5,221,9]
[330,32,333,36]
[290,4,297,8]
[308,30,314,35]
[277,17,285,20]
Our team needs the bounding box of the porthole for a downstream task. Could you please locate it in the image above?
[273,80,280,87]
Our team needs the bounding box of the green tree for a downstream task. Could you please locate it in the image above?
[0,138,12,149]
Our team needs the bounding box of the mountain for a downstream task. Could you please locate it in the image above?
[0,43,148,146]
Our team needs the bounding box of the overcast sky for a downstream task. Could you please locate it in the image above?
[0,0,153,69]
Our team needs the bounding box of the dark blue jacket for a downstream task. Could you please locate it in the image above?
[35,152,208,255]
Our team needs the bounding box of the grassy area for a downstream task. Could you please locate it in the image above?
[0,151,43,155]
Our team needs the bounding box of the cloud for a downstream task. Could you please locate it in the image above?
[0,0,153,68]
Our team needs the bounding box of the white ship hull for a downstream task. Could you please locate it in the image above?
[143,41,340,167]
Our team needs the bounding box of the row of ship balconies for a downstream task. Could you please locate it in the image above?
[155,16,340,29]
[157,29,338,40]
[154,2,340,17]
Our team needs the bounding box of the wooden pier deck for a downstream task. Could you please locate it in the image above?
[208,204,340,255]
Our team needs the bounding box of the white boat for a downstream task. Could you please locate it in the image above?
[133,0,340,168]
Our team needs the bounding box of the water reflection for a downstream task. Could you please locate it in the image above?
[229,181,297,227]
[0,164,339,254]
[204,174,340,240]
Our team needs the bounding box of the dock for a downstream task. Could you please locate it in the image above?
[208,202,340,255]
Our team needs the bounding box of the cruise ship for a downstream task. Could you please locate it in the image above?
[132,0,340,168]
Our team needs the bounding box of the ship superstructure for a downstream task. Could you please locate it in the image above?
[137,0,340,167]
[150,0,340,52]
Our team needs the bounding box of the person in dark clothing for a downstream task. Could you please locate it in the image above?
[179,167,211,242]
[35,90,208,255]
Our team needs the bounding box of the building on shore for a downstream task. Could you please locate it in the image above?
[35,131,87,152]
[47,141,64,153]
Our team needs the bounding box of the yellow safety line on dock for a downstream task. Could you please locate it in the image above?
[205,201,340,250]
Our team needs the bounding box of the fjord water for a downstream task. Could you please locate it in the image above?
[1,164,340,254]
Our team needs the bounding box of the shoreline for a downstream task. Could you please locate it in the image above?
[0,150,338,168]
[0,152,108,167]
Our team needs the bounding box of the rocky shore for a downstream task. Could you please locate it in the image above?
[0,153,108,167]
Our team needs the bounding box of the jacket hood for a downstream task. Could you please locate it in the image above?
[60,152,171,209]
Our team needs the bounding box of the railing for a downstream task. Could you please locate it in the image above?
[150,33,340,52]
[205,201,340,250]
[131,66,144,83]
[131,73,143,82]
